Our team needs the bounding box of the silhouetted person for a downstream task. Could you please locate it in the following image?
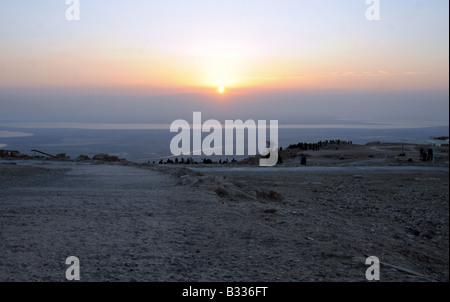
[422,152,427,161]
[300,155,306,165]
[277,154,283,165]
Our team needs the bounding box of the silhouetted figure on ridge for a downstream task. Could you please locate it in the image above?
[300,155,306,166]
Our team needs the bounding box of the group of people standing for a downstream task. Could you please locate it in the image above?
[419,148,434,161]
[158,157,238,165]
[288,139,353,152]
[159,157,196,164]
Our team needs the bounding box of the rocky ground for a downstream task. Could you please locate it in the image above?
[0,142,448,282]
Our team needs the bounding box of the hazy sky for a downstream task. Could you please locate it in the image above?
[0,0,448,125]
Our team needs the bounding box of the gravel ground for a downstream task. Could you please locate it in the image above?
[0,158,448,282]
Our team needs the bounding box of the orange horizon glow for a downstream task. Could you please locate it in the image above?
[1,50,445,95]
[1,1,449,97]
[1,41,447,94]
[0,25,447,95]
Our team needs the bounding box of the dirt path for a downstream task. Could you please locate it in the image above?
[1,164,220,281]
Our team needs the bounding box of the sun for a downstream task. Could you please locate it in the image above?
[218,86,225,94]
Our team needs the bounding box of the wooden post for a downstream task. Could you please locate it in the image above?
[432,147,435,165]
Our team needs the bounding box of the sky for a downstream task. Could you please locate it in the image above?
[0,0,449,126]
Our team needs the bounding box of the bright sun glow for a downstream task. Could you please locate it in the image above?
[218,86,225,94]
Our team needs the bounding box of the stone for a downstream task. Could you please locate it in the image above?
[264,209,277,214]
